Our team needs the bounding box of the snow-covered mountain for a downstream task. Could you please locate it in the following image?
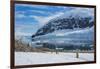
[32,8,94,38]
[31,9,94,48]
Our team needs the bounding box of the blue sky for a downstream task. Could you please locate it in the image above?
[15,4,94,37]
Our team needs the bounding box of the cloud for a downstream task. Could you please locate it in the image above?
[30,12,64,26]
[74,8,94,15]
[15,23,39,36]
[15,12,26,18]
[15,32,32,37]
[15,4,72,13]
[15,4,55,10]
[15,4,42,8]
[28,9,52,15]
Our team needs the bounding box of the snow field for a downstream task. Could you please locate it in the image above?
[15,52,94,65]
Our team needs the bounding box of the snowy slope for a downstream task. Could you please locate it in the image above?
[15,52,94,65]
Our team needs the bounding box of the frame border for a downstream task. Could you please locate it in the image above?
[10,1,96,69]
